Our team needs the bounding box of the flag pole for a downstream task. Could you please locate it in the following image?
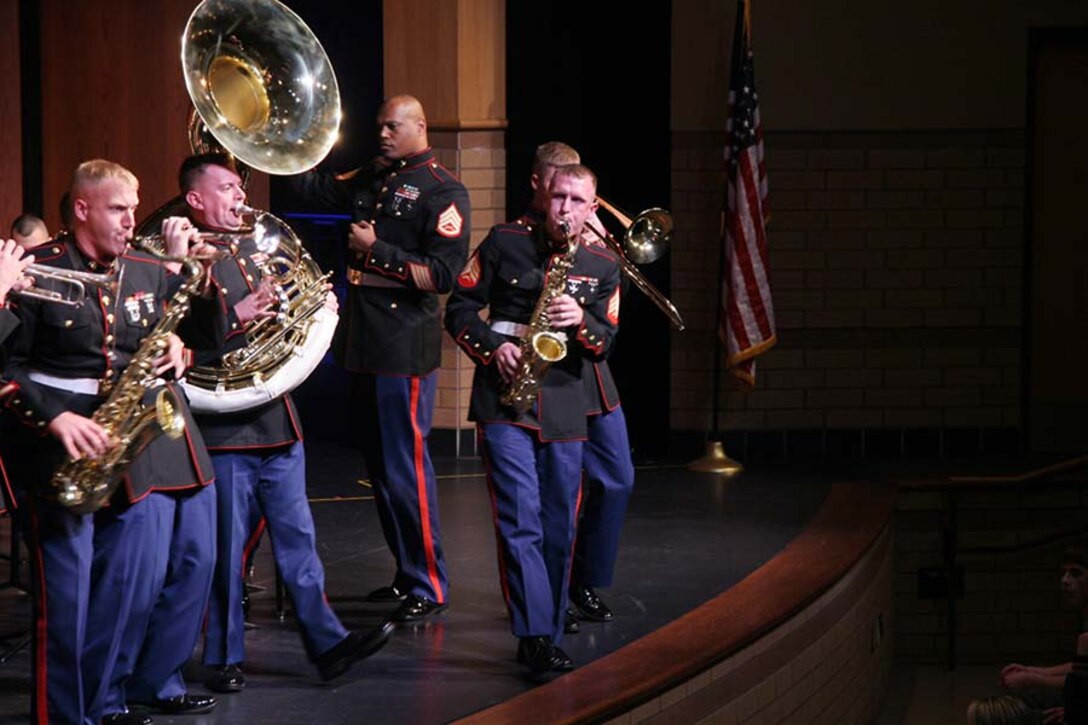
[687,209,744,477]
[688,0,771,477]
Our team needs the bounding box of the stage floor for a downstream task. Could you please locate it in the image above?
[0,438,831,724]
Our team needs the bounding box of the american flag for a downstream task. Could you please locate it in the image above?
[720,0,775,386]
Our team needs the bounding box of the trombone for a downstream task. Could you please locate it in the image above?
[584,197,685,330]
[15,264,121,307]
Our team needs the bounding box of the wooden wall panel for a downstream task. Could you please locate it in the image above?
[383,0,459,127]
[0,2,22,230]
[39,0,268,232]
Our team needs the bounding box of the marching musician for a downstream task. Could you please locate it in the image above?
[0,160,219,725]
[291,95,470,624]
[444,164,621,677]
[518,143,635,633]
[174,152,392,693]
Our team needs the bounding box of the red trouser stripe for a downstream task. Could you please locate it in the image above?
[410,378,444,603]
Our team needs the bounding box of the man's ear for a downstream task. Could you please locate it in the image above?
[73,198,89,222]
[530,173,541,192]
[184,190,204,211]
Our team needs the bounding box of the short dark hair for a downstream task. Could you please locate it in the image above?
[11,213,46,238]
[1062,546,1088,569]
[178,152,239,193]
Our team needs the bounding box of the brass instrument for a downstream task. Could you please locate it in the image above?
[585,197,685,331]
[48,257,205,514]
[182,0,341,175]
[134,207,282,258]
[500,222,577,413]
[15,264,121,307]
[144,0,341,413]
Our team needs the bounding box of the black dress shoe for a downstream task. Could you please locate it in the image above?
[316,620,395,681]
[129,694,216,714]
[516,636,576,677]
[366,583,407,602]
[570,584,614,622]
[391,593,448,623]
[102,711,153,725]
[564,607,580,634]
[205,664,245,693]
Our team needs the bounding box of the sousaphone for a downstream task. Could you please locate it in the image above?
[154,0,342,413]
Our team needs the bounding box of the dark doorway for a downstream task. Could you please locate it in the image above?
[1025,28,1088,453]
[506,2,673,461]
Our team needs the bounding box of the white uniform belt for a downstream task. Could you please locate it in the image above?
[490,321,529,337]
[346,269,404,288]
[28,371,102,396]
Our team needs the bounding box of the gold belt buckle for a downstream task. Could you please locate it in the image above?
[347,268,364,286]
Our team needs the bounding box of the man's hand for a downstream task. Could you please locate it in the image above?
[234,278,279,326]
[152,333,188,379]
[0,239,34,305]
[323,288,338,313]
[160,217,201,258]
[348,220,377,254]
[494,342,522,383]
[48,411,113,460]
[546,294,584,329]
[1043,707,1065,725]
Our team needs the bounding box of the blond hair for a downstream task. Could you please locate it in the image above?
[533,141,580,176]
[71,159,138,197]
[966,696,1040,725]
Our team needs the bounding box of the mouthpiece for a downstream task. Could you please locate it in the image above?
[558,220,570,236]
[233,203,256,216]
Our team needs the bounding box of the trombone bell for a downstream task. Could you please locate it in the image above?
[626,208,673,264]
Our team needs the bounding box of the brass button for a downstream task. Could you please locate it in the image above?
[390,303,397,309]
[102,296,110,306]
[64,320,73,328]
[105,335,114,344]
[106,314,115,323]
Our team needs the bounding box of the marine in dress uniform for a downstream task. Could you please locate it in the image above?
[177,154,392,692]
[1,161,219,725]
[292,95,470,621]
[518,208,634,629]
[444,164,621,676]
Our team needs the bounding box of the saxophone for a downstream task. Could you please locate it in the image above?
[49,255,206,514]
[500,221,577,413]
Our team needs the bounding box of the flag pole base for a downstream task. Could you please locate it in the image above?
[687,440,744,477]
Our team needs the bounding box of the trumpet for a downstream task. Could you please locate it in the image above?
[584,197,685,330]
[15,264,121,307]
[134,207,282,258]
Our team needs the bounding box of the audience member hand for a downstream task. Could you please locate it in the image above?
[1043,706,1065,724]
[48,411,113,460]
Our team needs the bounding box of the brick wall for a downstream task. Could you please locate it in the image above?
[611,526,894,725]
[671,130,1024,449]
[429,129,505,432]
[896,483,1088,664]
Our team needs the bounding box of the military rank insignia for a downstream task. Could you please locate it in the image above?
[457,252,481,289]
[437,203,464,238]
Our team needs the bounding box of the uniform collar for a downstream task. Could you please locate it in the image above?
[64,233,116,273]
[390,147,435,172]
